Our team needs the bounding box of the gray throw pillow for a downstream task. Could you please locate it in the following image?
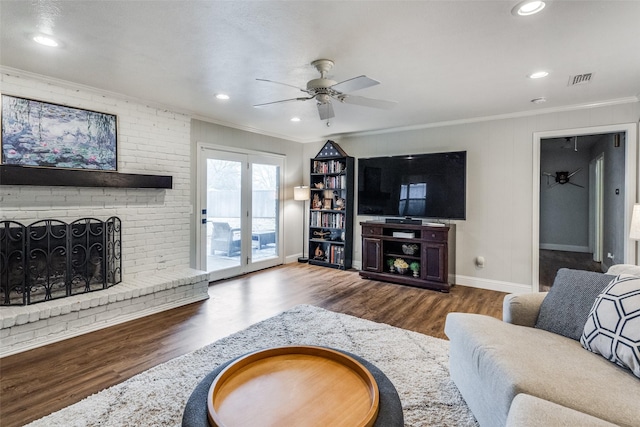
[535,268,615,340]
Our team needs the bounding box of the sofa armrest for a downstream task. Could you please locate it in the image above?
[502,292,548,327]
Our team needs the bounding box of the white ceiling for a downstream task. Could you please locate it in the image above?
[1,1,639,143]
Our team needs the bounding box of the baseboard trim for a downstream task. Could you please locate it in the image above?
[0,294,210,358]
[539,244,591,253]
[455,275,532,294]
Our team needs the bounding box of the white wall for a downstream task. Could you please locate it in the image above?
[0,71,192,278]
[308,103,639,293]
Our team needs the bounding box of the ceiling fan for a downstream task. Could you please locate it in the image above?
[542,168,584,188]
[254,59,397,120]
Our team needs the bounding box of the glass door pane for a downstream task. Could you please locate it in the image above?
[205,155,243,274]
[251,163,280,262]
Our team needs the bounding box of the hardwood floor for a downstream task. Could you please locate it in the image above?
[539,249,603,291]
[0,263,506,427]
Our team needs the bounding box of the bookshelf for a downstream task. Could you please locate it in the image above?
[307,141,354,270]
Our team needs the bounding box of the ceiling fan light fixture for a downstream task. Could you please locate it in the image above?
[512,0,546,16]
[32,34,59,47]
[528,71,549,79]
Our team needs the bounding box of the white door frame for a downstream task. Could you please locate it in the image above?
[532,123,638,291]
[589,154,605,263]
[196,143,285,280]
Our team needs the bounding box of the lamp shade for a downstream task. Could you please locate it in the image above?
[293,185,310,201]
[631,204,640,240]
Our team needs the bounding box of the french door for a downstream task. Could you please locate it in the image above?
[197,145,284,280]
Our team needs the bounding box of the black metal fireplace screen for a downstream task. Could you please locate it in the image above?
[0,217,122,306]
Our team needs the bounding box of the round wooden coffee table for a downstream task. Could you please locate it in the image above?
[208,346,378,427]
[183,346,404,427]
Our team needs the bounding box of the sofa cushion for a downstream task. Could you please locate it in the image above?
[445,312,640,427]
[535,268,615,340]
[506,394,619,427]
[581,274,640,378]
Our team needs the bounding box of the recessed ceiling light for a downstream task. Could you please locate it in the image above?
[512,0,546,16]
[33,34,59,47]
[531,97,547,104]
[528,71,549,79]
[290,117,301,122]
[215,94,230,100]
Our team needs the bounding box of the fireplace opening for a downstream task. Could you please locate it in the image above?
[0,217,121,306]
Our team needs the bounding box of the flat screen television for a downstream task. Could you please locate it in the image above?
[357,151,466,220]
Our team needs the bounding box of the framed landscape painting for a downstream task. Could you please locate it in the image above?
[1,94,117,170]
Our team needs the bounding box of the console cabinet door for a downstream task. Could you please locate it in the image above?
[362,237,382,272]
[423,243,446,282]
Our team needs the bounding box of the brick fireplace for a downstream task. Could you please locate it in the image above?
[0,70,208,357]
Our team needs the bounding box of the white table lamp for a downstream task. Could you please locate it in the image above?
[631,204,640,240]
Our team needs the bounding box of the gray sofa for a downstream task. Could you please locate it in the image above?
[445,266,640,427]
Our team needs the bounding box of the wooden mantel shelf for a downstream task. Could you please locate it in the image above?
[0,165,172,189]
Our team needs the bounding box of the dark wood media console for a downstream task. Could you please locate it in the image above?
[359,221,455,292]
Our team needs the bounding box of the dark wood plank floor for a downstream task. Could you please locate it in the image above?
[0,263,506,427]
[539,249,603,291]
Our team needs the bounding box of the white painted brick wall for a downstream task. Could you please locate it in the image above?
[0,70,192,279]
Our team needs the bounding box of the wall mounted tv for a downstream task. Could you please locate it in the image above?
[357,151,466,220]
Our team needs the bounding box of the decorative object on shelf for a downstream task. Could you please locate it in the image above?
[1,94,117,171]
[313,230,331,239]
[307,140,354,270]
[314,244,325,261]
[394,258,409,275]
[333,191,346,210]
[410,262,420,278]
[387,258,395,273]
[402,244,419,255]
[294,185,311,263]
[312,193,323,209]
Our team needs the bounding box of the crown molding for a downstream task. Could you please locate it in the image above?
[341,96,640,139]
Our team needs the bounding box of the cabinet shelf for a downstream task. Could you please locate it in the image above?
[386,252,420,261]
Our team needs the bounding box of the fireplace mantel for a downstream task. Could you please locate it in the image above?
[0,165,172,189]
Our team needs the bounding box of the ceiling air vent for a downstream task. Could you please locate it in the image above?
[568,73,593,86]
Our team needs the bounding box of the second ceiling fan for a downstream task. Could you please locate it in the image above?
[254,59,397,120]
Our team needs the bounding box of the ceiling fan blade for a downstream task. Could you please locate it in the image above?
[542,172,555,177]
[317,102,334,120]
[253,97,313,107]
[567,167,582,178]
[331,75,379,93]
[568,182,585,188]
[256,78,309,93]
[339,94,397,109]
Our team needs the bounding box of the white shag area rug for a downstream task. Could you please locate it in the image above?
[26,304,477,427]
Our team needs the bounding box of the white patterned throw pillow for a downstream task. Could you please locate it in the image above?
[581,275,640,378]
